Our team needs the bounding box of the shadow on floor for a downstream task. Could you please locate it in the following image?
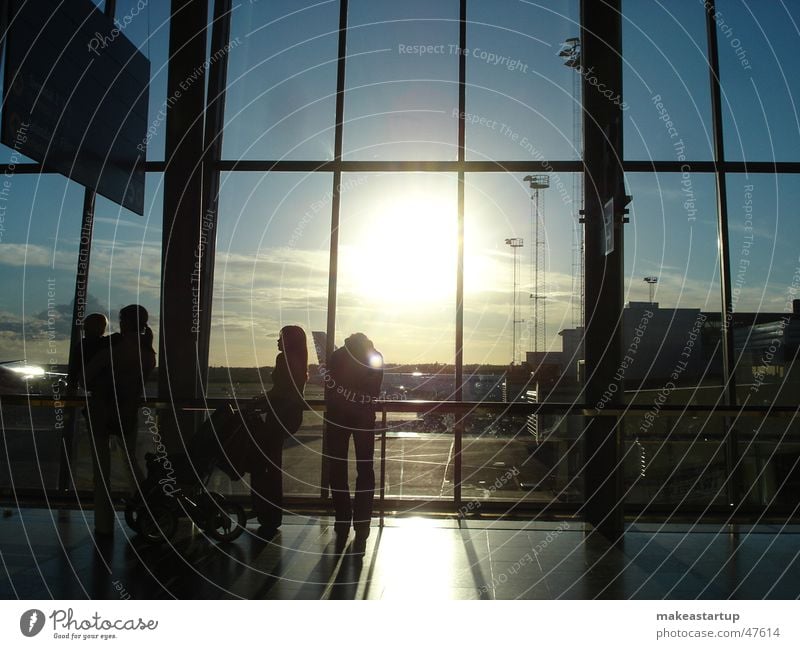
[2,509,799,599]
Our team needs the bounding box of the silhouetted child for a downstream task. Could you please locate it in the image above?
[67,313,109,391]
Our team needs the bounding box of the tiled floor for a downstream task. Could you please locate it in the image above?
[1,508,799,599]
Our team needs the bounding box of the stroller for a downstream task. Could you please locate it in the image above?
[125,401,265,543]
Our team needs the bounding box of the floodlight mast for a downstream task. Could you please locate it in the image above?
[559,36,584,329]
[644,276,659,304]
[505,237,524,364]
[523,174,549,354]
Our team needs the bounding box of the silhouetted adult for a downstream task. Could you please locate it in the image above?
[84,305,156,537]
[326,333,383,553]
[251,325,308,538]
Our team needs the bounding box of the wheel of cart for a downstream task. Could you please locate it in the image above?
[135,503,179,543]
[199,492,246,542]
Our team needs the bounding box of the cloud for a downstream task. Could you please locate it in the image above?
[0,243,75,269]
[93,216,163,235]
[89,239,162,275]
[33,296,97,338]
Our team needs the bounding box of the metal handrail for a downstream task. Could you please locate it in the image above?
[2,394,799,417]
[3,395,798,524]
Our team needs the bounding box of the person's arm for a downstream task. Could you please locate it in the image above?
[140,327,156,382]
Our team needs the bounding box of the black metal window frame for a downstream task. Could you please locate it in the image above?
[3,0,800,520]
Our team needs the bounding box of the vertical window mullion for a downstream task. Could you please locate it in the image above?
[454,0,467,514]
[321,0,349,499]
[705,0,740,507]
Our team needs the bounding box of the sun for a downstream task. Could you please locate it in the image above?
[343,195,458,305]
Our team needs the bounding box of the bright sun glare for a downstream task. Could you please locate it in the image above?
[348,196,458,304]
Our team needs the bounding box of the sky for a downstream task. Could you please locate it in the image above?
[1,0,799,369]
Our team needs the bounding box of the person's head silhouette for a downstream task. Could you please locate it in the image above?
[278,325,308,386]
[278,325,306,355]
[82,313,108,339]
[344,332,381,369]
[119,304,149,336]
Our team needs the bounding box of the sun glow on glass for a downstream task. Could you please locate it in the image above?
[8,365,46,379]
[344,195,457,305]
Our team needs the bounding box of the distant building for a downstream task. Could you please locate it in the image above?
[526,300,800,393]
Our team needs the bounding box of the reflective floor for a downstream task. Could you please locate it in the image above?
[1,508,799,599]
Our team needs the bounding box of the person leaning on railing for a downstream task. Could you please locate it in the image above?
[325,332,384,554]
[83,305,156,538]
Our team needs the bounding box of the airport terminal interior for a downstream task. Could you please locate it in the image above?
[1,0,800,599]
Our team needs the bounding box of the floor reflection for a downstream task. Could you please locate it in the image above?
[1,509,799,599]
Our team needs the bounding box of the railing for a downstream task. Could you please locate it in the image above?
[1,395,799,520]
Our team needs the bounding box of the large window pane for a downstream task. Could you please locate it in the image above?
[337,172,456,501]
[343,0,459,160]
[87,173,163,358]
[461,412,584,506]
[63,174,163,494]
[623,173,723,406]
[726,174,800,407]
[223,1,340,161]
[0,404,62,492]
[209,171,333,499]
[462,172,582,504]
[718,1,800,162]
[0,175,82,495]
[0,175,84,367]
[382,432,454,501]
[210,172,331,384]
[337,172,456,372]
[625,416,800,509]
[465,172,581,380]
[466,0,580,161]
[739,437,800,508]
[622,0,713,161]
[624,427,729,507]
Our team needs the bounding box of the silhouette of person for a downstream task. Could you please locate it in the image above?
[84,305,156,537]
[67,313,109,391]
[326,333,383,553]
[250,325,308,538]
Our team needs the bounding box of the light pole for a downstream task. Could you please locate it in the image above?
[644,276,658,305]
[506,237,524,364]
[558,37,584,329]
[523,175,549,353]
